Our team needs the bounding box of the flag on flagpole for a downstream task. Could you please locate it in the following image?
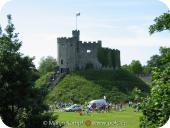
[76,12,80,16]
[75,12,80,30]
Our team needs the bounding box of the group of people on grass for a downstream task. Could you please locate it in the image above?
[48,100,142,113]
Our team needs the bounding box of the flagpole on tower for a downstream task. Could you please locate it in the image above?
[76,12,80,30]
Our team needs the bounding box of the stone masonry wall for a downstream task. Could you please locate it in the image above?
[57,30,120,72]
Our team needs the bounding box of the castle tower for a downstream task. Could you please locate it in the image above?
[57,30,80,73]
[72,30,80,41]
[57,29,120,72]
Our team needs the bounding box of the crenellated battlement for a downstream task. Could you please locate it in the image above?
[81,40,102,47]
[57,37,73,43]
[57,37,67,42]
[115,49,120,52]
[57,30,120,72]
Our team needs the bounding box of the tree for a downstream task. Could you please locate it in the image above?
[129,60,143,75]
[149,12,170,34]
[142,65,151,75]
[143,47,170,75]
[122,60,143,75]
[107,87,127,102]
[147,55,160,67]
[140,61,170,128]
[129,87,143,101]
[0,15,62,128]
[140,11,170,127]
[0,14,31,127]
[121,64,131,71]
[39,56,58,76]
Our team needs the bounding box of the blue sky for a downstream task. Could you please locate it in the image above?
[0,0,169,67]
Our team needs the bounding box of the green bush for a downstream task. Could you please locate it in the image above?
[140,47,170,128]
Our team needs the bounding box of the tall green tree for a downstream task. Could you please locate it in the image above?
[140,12,170,128]
[121,60,143,75]
[39,56,58,76]
[0,14,30,127]
[147,55,161,68]
[140,51,170,127]
[130,60,143,75]
[0,15,62,128]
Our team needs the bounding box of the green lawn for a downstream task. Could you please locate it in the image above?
[53,107,142,128]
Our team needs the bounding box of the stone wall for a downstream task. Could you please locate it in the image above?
[57,30,120,72]
[57,37,77,72]
[78,41,102,70]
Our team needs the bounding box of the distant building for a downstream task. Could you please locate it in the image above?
[57,30,120,72]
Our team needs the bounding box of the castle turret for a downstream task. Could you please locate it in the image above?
[57,31,79,73]
[72,30,80,41]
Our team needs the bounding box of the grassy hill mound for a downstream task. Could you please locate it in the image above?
[44,69,149,104]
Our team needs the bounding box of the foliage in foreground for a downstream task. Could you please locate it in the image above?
[140,12,170,127]
[140,47,170,128]
[149,12,170,34]
[0,15,62,128]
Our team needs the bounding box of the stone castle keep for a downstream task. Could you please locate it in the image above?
[57,30,120,72]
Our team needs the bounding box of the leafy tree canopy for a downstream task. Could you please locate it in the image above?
[147,47,170,69]
[38,56,58,76]
[122,60,143,75]
[140,11,170,127]
[149,12,170,34]
[130,60,143,75]
[0,15,62,128]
